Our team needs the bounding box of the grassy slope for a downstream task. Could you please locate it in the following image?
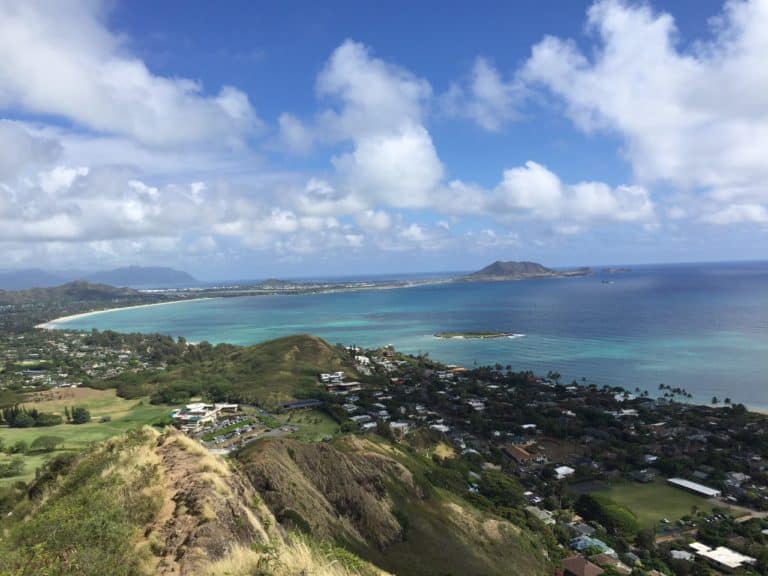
[596,479,715,529]
[1,428,387,576]
[237,435,550,576]
[222,334,356,406]
[0,389,171,485]
[129,334,357,407]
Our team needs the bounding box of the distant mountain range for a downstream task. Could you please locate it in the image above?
[0,281,142,305]
[0,266,197,290]
[464,260,591,281]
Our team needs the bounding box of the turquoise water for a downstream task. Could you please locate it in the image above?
[55,262,768,408]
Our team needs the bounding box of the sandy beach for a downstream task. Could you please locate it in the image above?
[35,297,215,330]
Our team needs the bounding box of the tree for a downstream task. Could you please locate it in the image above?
[711,396,719,405]
[11,411,35,428]
[71,406,91,424]
[0,457,24,478]
[575,493,639,538]
[9,440,28,454]
[30,436,64,453]
[546,370,561,385]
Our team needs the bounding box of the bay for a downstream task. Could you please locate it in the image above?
[54,262,768,408]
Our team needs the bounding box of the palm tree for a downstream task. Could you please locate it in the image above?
[712,396,719,405]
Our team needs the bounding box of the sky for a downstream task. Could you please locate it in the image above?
[0,0,766,280]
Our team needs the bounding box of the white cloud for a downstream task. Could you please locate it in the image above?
[523,0,768,220]
[0,120,60,179]
[277,113,314,154]
[332,124,444,209]
[0,1,260,146]
[495,161,655,223]
[38,165,89,195]
[703,203,768,225]
[442,57,522,131]
[466,228,520,248]
[356,209,392,231]
[316,40,431,140]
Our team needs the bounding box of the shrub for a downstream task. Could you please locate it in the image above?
[71,406,91,424]
[575,493,639,538]
[31,436,64,453]
[0,457,24,478]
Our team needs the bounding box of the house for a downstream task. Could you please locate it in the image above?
[555,465,576,480]
[171,403,239,428]
[726,471,750,487]
[325,381,362,394]
[589,554,631,575]
[571,536,615,557]
[561,555,604,576]
[525,506,556,525]
[670,550,694,562]
[503,444,535,464]
[630,469,657,483]
[282,399,323,410]
[567,522,596,537]
[689,542,756,572]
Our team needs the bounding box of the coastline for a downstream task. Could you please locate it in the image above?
[35,297,216,330]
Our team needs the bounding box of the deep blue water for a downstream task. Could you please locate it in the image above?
[54,262,768,408]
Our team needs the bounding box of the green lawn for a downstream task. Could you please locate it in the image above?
[279,409,340,442]
[596,479,714,529]
[1,389,174,485]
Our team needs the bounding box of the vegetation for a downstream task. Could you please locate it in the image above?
[0,428,391,576]
[1,405,62,427]
[238,435,551,576]
[0,389,172,485]
[103,334,358,407]
[575,493,639,537]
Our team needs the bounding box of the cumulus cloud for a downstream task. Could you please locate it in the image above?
[0,1,260,146]
[494,161,655,224]
[356,209,392,232]
[316,40,431,140]
[332,124,444,209]
[0,120,60,179]
[442,57,523,131]
[703,203,768,225]
[523,0,768,223]
[277,113,314,154]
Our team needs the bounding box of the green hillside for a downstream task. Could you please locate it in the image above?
[237,435,551,576]
[0,428,387,576]
[107,334,358,408]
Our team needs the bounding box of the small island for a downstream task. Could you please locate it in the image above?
[461,260,591,282]
[435,331,524,339]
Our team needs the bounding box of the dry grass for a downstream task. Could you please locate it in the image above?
[204,540,390,576]
[433,442,456,460]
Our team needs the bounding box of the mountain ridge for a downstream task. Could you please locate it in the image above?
[0,266,197,290]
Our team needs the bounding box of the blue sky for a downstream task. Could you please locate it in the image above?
[0,0,766,279]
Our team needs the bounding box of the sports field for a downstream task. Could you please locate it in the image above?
[597,479,715,529]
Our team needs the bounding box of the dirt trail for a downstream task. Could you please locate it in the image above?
[143,434,278,575]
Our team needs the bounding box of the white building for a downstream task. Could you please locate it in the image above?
[667,478,722,498]
[690,542,756,571]
[555,465,576,480]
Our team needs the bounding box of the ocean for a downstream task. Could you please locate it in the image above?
[54,261,768,409]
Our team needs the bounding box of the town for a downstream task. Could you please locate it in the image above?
[3,327,768,575]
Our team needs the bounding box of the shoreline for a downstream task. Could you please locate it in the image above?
[35,297,216,330]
